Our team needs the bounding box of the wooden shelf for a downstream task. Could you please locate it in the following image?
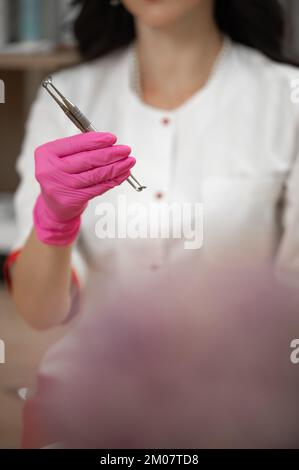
[0,49,80,71]
[0,48,81,192]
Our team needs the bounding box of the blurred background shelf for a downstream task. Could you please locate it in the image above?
[0,0,79,194]
[0,46,80,197]
[0,48,79,70]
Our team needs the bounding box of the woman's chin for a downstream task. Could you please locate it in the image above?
[137,11,185,29]
[123,0,205,29]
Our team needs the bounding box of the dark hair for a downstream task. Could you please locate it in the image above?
[73,0,296,65]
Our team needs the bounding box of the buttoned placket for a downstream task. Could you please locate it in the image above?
[149,112,176,271]
[124,39,232,273]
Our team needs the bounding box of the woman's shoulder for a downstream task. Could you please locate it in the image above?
[56,46,130,79]
[229,40,299,123]
[50,46,132,102]
[232,40,299,87]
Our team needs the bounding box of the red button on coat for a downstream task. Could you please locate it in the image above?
[162,117,170,125]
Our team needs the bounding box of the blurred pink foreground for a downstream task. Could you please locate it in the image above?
[23,262,299,448]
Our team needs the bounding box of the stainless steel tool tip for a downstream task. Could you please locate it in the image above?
[42,76,53,88]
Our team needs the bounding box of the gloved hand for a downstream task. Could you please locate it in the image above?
[33,132,136,245]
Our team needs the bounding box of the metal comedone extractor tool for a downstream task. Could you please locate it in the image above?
[42,76,146,192]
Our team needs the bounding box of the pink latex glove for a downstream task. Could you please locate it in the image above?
[33,132,136,245]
